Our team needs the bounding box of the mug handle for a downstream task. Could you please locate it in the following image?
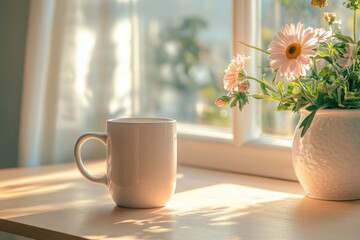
[74,132,107,185]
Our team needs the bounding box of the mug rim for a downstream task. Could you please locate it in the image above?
[108,117,176,124]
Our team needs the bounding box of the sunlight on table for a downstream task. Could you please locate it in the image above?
[1,161,360,240]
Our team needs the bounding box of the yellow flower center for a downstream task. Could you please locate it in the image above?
[286,42,301,59]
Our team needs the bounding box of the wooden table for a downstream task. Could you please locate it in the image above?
[1,160,360,240]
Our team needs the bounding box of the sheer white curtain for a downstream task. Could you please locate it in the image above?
[19,0,133,166]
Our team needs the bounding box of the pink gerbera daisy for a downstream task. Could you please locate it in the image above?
[223,54,250,93]
[268,22,319,82]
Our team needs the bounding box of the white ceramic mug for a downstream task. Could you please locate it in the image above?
[74,118,177,208]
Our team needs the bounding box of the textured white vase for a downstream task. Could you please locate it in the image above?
[292,109,360,200]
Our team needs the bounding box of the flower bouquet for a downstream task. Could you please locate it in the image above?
[216,0,360,137]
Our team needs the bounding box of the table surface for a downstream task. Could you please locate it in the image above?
[1,160,360,240]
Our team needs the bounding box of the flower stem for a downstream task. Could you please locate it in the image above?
[354,8,357,42]
[247,76,278,94]
[297,79,316,106]
[238,40,270,55]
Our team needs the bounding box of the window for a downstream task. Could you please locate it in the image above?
[22,0,293,177]
[23,0,347,179]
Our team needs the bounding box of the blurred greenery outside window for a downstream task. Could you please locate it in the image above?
[133,1,232,129]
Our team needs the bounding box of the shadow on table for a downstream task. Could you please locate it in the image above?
[77,197,360,240]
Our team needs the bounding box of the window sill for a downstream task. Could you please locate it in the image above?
[178,137,296,181]
[1,160,360,239]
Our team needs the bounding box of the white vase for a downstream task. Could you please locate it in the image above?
[292,109,360,200]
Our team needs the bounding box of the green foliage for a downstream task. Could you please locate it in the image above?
[344,0,360,10]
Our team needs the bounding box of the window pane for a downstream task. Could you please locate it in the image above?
[260,0,354,137]
[133,0,231,129]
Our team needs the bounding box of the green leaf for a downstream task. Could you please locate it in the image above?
[293,99,307,112]
[239,96,248,111]
[232,92,249,111]
[317,50,329,57]
[319,66,330,77]
[277,81,284,93]
[305,105,318,111]
[251,94,276,100]
[276,102,292,111]
[333,42,346,49]
[316,90,326,107]
[230,95,239,108]
[334,33,355,43]
[323,56,333,64]
[299,109,317,137]
[260,82,270,95]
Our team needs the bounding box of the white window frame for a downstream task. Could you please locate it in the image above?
[177,0,296,181]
